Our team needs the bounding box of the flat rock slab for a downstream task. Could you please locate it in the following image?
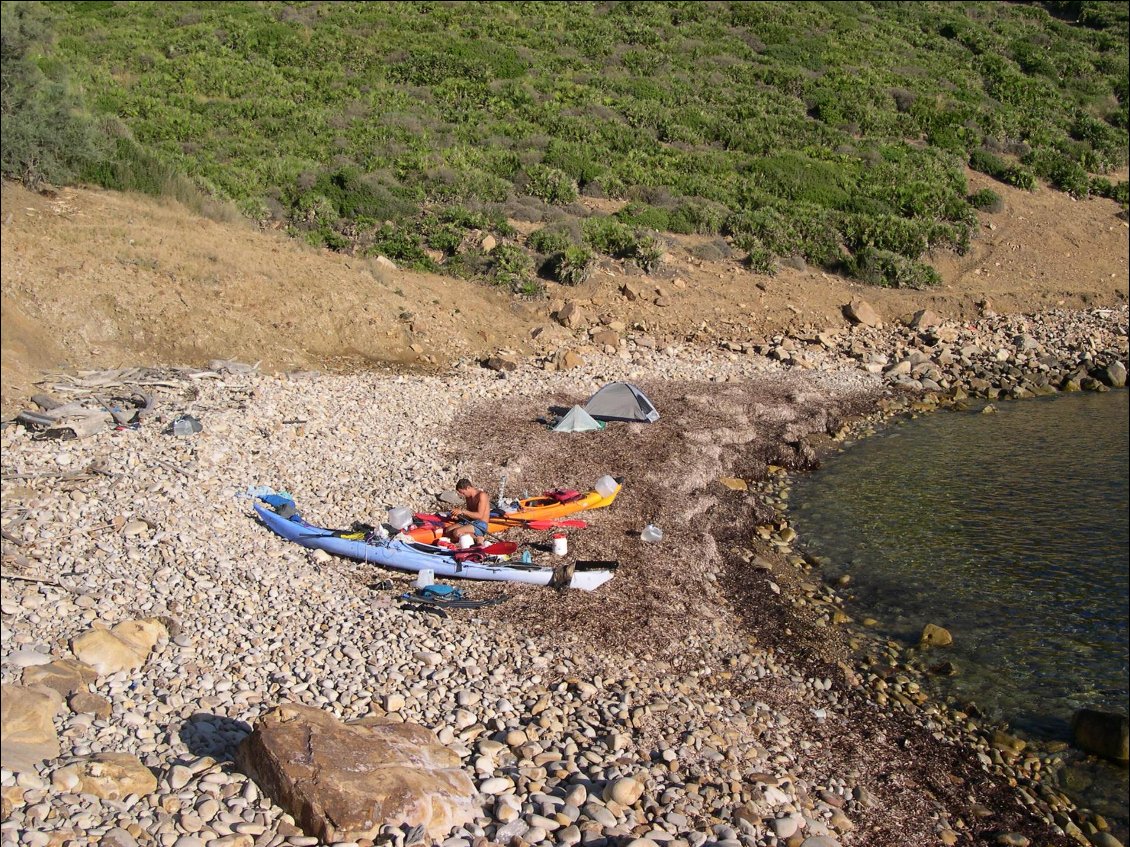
[0,684,62,772]
[70,618,167,675]
[51,753,158,799]
[237,703,477,843]
[21,657,98,697]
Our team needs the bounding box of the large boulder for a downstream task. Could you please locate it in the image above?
[0,684,62,772]
[844,299,881,328]
[238,703,477,843]
[51,753,158,799]
[553,301,587,330]
[1071,708,1128,762]
[1098,360,1127,389]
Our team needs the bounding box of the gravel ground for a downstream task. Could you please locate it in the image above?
[2,307,1126,847]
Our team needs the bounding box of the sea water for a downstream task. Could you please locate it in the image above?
[790,391,1129,838]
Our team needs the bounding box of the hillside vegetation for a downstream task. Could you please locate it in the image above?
[3,1,1127,292]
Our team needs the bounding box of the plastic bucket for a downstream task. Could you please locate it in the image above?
[552,534,568,556]
[594,475,619,498]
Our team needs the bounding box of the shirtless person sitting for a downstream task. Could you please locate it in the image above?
[446,478,490,545]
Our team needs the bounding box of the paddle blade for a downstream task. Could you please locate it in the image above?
[525,519,588,531]
[481,541,518,555]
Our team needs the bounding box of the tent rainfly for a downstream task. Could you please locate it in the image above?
[552,405,605,432]
[583,382,659,423]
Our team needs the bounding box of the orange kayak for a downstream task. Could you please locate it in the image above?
[406,478,622,542]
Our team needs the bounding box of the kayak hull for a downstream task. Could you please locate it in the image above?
[254,503,613,591]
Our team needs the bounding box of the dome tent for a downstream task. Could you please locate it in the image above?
[583,382,659,423]
[552,405,605,432]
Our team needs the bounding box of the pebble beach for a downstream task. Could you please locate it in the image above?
[2,304,1128,847]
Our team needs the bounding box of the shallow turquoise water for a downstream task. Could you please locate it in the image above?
[790,390,1129,832]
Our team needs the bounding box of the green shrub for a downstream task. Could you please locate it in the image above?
[490,245,535,292]
[583,216,637,257]
[743,241,777,275]
[545,245,595,285]
[844,247,942,289]
[366,224,438,271]
[615,202,671,232]
[632,231,664,273]
[524,163,578,205]
[1023,148,1092,198]
[1090,177,1129,205]
[839,214,934,259]
[968,148,1038,191]
[0,2,107,188]
[527,227,575,256]
[968,188,1004,212]
[667,198,729,235]
[16,0,1127,297]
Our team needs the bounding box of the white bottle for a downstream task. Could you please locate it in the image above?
[552,534,568,556]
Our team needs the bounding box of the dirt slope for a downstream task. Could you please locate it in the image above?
[2,174,1127,412]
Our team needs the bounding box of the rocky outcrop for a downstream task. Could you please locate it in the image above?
[237,703,478,843]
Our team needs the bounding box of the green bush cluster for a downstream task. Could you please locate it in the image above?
[968,188,1005,212]
[544,245,596,286]
[582,217,662,271]
[968,149,1039,192]
[1089,177,1129,205]
[6,0,1127,290]
[489,245,539,295]
[844,247,943,290]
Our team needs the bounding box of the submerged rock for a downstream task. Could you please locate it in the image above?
[1071,708,1129,762]
[919,623,954,648]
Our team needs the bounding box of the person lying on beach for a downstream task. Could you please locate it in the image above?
[446,478,491,544]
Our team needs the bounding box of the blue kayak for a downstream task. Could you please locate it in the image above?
[253,502,614,591]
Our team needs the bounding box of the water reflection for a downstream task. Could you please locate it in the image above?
[791,391,1129,832]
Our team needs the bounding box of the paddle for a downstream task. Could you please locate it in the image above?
[480,541,517,556]
[524,519,587,530]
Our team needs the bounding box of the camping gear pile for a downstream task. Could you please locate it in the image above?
[253,478,622,591]
[253,383,658,592]
[403,475,621,543]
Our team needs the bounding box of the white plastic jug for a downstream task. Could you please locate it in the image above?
[414,568,434,588]
[640,524,663,543]
[387,506,413,531]
[594,475,619,498]
[552,533,568,556]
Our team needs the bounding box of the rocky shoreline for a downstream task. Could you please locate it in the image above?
[2,304,1127,847]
